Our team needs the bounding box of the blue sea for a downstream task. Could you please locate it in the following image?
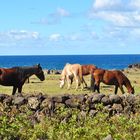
[0,55,140,70]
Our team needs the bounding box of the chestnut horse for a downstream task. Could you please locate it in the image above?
[81,64,97,87]
[59,63,84,90]
[70,64,97,87]
[0,64,45,95]
[92,68,134,94]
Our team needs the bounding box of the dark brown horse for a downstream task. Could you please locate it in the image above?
[92,68,134,94]
[0,64,45,95]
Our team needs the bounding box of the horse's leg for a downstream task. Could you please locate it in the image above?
[12,86,17,95]
[18,85,23,93]
[93,84,99,92]
[93,74,100,93]
[90,74,95,90]
[70,76,73,85]
[76,76,80,90]
[115,86,118,94]
[74,75,80,90]
[119,85,125,94]
[82,77,87,87]
[79,76,85,90]
[96,84,100,93]
[66,76,71,90]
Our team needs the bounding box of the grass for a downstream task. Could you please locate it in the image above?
[0,68,140,96]
[0,68,140,140]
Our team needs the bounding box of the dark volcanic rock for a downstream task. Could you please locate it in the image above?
[0,94,9,102]
[109,94,122,104]
[3,96,13,106]
[128,63,140,69]
[112,103,123,114]
[0,92,139,120]
[28,97,40,111]
[88,93,105,104]
[13,96,26,106]
[101,96,111,106]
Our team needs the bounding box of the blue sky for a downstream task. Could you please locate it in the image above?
[0,0,140,55]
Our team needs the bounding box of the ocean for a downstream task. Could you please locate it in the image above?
[0,54,140,70]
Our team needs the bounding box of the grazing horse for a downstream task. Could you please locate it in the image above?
[92,68,134,94]
[81,64,97,87]
[0,64,45,95]
[69,64,97,88]
[59,63,84,90]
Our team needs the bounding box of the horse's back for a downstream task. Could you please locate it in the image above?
[62,63,81,76]
[93,68,105,76]
[104,70,128,85]
[112,70,129,83]
[93,69,121,85]
[0,68,19,86]
[82,64,97,75]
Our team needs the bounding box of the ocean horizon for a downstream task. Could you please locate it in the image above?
[0,54,140,70]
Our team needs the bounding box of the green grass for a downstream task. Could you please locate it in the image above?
[0,107,140,140]
[0,68,140,95]
[0,69,140,140]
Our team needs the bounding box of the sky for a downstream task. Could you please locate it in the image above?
[0,0,140,55]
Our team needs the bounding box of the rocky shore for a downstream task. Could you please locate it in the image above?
[128,63,140,69]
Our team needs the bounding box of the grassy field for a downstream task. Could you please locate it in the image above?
[0,68,140,140]
[0,68,140,96]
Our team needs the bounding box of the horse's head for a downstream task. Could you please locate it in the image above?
[128,86,135,94]
[59,78,65,88]
[35,64,45,81]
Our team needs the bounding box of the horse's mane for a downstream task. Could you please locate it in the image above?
[12,66,31,73]
[11,66,38,79]
[122,72,131,86]
[61,63,72,78]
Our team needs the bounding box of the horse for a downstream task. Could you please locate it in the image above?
[0,64,45,95]
[92,68,134,94]
[59,63,84,90]
[81,64,97,87]
[70,64,97,88]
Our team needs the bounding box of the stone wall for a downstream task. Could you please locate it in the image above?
[0,92,140,123]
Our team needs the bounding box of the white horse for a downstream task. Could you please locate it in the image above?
[59,63,84,90]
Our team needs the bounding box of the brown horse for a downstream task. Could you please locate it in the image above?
[81,64,97,87]
[92,68,134,94]
[59,63,84,90]
[70,64,97,87]
[0,64,45,95]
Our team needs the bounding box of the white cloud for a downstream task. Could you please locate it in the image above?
[56,8,70,17]
[0,30,42,47]
[130,28,140,38]
[96,11,134,27]
[130,0,140,9]
[32,7,70,25]
[6,30,40,40]
[90,31,99,39]
[89,0,140,28]
[66,34,83,41]
[49,33,61,41]
[93,0,122,11]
